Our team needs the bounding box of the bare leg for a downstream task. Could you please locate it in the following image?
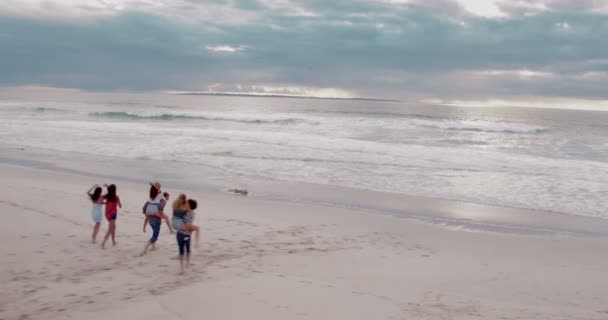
[183,224,200,247]
[179,255,185,274]
[193,226,200,248]
[110,221,117,245]
[194,226,200,245]
[162,213,175,234]
[140,241,153,256]
[185,235,192,268]
[101,225,111,249]
[142,215,149,233]
[92,222,101,243]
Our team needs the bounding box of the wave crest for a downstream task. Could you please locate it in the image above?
[409,119,546,134]
[90,111,308,125]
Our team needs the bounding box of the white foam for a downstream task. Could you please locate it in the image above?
[404,118,546,133]
[1,101,606,219]
[90,110,320,125]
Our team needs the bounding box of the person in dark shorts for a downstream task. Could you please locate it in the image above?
[101,184,122,249]
[171,194,201,245]
[175,199,197,274]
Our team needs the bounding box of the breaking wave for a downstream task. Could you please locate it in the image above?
[90,111,309,125]
[408,119,546,134]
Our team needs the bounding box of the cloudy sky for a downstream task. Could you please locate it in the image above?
[1,0,607,100]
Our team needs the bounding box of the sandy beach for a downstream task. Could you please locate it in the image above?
[3,0,608,318]
[2,145,608,320]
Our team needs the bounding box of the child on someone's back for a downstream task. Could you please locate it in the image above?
[143,188,174,235]
[141,183,174,256]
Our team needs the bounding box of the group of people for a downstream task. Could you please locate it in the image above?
[87,181,200,273]
[87,183,122,249]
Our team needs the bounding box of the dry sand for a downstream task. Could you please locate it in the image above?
[1,147,608,320]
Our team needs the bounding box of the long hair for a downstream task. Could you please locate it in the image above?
[90,187,102,202]
[105,184,118,202]
[149,185,159,200]
[172,194,187,211]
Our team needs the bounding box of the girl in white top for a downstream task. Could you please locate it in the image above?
[86,184,104,243]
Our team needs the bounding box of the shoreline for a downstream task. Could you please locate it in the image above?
[1,143,608,238]
[2,94,607,219]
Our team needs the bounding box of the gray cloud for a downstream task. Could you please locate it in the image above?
[0,0,607,99]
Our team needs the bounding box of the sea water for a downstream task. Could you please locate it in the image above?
[1,94,607,218]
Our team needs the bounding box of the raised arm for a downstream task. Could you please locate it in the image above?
[86,184,98,196]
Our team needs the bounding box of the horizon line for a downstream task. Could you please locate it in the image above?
[167,91,402,102]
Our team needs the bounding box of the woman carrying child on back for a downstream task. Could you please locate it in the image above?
[141,182,174,255]
[86,184,104,244]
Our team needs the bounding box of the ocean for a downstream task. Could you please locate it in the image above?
[1,93,608,218]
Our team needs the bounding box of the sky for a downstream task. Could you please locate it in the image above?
[1,0,608,101]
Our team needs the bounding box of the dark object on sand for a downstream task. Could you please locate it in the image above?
[228,189,248,196]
